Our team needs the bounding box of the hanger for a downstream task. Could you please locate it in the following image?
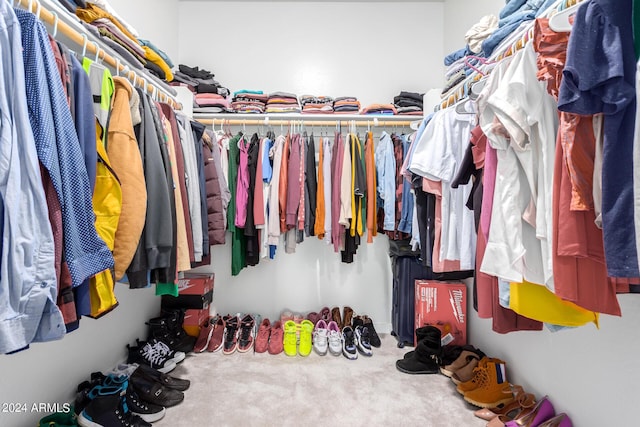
[34,0,42,20]
[51,11,59,38]
[80,33,88,58]
[93,42,101,63]
[548,0,586,32]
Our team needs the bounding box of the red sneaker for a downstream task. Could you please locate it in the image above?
[267,320,284,355]
[193,317,214,353]
[254,318,271,353]
[206,316,225,353]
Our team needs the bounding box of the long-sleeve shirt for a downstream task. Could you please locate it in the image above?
[375,131,396,231]
[286,134,301,228]
[364,131,377,243]
[323,137,333,244]
[314,137,326,238]
[268,135,285,247]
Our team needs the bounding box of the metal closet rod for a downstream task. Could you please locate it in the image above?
[14,0,181,110]
[198,119,415,127]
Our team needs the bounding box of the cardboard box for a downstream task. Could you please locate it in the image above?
[182,308,210,337]
[414,280,467,347]
[161,290,213,310]
[176,273,214,296]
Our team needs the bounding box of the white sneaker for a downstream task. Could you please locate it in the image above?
[327,320,342,356]
[313,320,329,356]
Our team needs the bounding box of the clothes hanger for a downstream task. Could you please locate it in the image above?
[51,11,59,38]
[548,0,586,32]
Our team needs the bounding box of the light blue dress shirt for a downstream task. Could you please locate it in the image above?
[375,131,396,231]
[0,3,64,354]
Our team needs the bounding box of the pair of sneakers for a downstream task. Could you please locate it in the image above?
[222,314,256,354]
[193,315,226,353]
[254,318,285,354]
[283,319,314,357]
[312,320,342,356]
[342,325,373,360]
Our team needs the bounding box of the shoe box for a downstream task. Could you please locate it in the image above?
[161,273,215,337]
[414,280,467,347]
[161,273,215,310]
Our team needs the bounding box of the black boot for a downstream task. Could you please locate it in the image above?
[147,310,195,353]
[395,326,442,374]
[402,325,442,359]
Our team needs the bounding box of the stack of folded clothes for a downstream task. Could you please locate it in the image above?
[193,93,232,114]
[300,95,334,114]
[75,3,173,81]
[265,92,301,113]
[393,91,424,116]
[231,90,268,113]
[172,64,230,98]
[333,97,361,114]
[361,103,397,115]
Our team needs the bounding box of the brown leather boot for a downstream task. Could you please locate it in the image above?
[331,307,342,329]
[342,306,354,328]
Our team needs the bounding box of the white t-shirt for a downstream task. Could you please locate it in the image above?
[481,44,558,289]
[409,105,477,270]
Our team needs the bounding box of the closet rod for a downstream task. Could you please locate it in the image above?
[14,0,181,110]
[198,119,415,127]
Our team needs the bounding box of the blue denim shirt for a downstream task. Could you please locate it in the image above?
[16,9,114,288]
[0,3,64,354]
[397,135,414,234]
[375,132,396,231]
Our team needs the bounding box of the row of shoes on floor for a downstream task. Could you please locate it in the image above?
[395,326,573,427]
[193,306,381,360]
[69,309,196,427]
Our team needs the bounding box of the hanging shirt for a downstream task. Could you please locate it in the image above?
[314,136,326,238]
[0,3,63,354]
[228,132,247,276]
[375,131,396,231]
[558,0,639,278]
[286,134,302,228]
[17,9,113,288]
[235,135,250,228]
[323,136,333,244]
[268,135,285,251]
[364,132,378,243]
[481,44,557,287]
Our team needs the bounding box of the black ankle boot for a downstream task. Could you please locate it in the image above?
[147,310,196,353]
[395,326,442,374]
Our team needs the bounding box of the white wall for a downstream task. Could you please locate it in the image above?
[107,0,179,63]
[441,0,637,425]
[178,1,445,107]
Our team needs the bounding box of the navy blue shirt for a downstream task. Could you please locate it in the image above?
[558,0,638,277]
[16,9,114,287]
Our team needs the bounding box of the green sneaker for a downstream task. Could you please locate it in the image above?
[298,320,314,357]
[283,320,298,357]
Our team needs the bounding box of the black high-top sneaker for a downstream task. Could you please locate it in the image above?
[102,374,166,424]
[77,384,152,427]
[147,310,196,353]
[395,326,442,374]
[75,372,107,415]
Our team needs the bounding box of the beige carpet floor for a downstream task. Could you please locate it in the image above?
[153,334,487,427]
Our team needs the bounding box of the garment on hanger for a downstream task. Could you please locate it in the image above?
[0,2,63,354]
[558,0,639,278]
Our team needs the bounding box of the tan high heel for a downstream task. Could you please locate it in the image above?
[475,385,535,421]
